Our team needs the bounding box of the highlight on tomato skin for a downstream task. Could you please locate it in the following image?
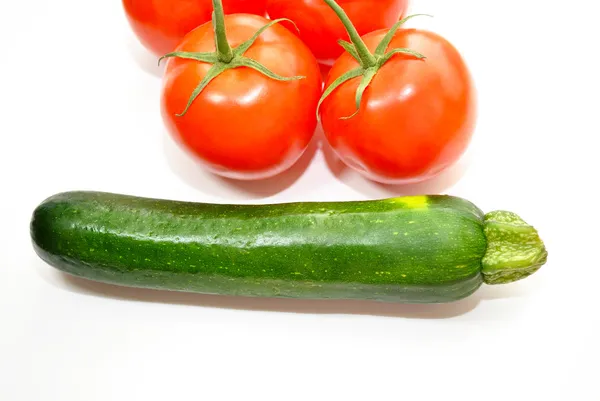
[320,28,477,185]
[266,0,409,64]
[160,13,322,181]
[122,0,268,56]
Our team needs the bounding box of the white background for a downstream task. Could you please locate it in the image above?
[1,1,598,400]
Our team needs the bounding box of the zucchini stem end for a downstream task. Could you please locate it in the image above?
[482,211,548,285]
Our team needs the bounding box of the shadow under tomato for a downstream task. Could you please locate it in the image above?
[322,139,472,198]
[319,63,333,82]
[163,128,320,200]
[127,35,163,79]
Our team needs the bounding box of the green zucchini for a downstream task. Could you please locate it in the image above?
[30,191,547,303]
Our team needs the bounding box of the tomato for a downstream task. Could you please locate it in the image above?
[320,28,476,184]
[123,0,267,56]
[161,14,322,180]
[266,0,408,64]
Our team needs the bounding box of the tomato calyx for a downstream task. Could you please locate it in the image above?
[158,0,305,117]
[317,0,430,120]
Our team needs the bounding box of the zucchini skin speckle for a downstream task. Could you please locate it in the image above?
[31,191,489,303]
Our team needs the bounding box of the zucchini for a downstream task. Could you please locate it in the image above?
[30,191,547,303]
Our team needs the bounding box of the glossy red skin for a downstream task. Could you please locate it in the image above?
[266,0,408,64]
[321,29,477,184]
[123,0,267,56]
[161,14,322,180]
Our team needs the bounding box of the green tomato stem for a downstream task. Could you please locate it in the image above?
[212,0,234,63]
[158,14,304,117]
[318,1,428,120]
[322,0,376,68]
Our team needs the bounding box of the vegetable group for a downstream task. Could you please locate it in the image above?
[160,0,321,180]
[122,0,267,56]
[123,0,479,184]
[266,0,408,64]
[318,2,476,184]
[30,0,547,307]
[31,191,547,303]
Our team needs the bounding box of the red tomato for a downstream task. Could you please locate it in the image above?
[161,15,322,180]
[320,29,477,184]
[123,0,267,56]
[266,0,408,64]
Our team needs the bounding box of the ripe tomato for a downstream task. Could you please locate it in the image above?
[161,14,322,180]
[123,0,267,56]
[266,0,408,64]
[320,29,477,184]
